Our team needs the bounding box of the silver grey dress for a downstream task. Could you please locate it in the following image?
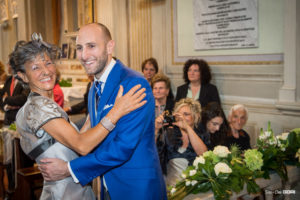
[16,92,95,200]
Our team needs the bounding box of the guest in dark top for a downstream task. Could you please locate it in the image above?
[64,75,94,129]
[198,102,228,150]
[0,61,30,125]
[64,75,93,115]
[175,59,220,108]
[155,98,207,186]
[151,73,174,118]
[224,104,251,151]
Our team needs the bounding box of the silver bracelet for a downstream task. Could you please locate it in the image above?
[178,147,187,154]
[100,117,116,131]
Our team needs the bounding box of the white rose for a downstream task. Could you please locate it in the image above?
[191,180,198,186]
[259,135,266,140]
[189,169,197,176]
[265,131,271,137]
[170,188,176,195]
[181,173,186,179]
[214,162,232,176]
[185,180,191,186]
[193,156,205,169]
[213,145,231,158]
[280,132,289,140]
[267,137,277,145]
[276,139,281,146]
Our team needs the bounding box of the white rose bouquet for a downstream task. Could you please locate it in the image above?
[168,145,262,200]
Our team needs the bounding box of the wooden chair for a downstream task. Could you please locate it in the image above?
[11,138,43,200]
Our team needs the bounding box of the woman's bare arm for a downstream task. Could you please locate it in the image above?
[42,85,146,155]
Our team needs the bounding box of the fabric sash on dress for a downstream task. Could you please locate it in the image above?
[27,138,56,160]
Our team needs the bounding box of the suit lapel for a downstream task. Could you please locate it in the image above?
[96,61,122,122]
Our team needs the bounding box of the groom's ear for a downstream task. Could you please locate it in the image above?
[106,40,115,55]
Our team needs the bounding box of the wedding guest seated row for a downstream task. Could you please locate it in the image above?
[155,101,252,187]
[155,98,208,186]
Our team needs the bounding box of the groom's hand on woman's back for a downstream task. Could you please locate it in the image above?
[38,158,70,181]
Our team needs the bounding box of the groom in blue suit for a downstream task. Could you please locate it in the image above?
[40,23,167,199]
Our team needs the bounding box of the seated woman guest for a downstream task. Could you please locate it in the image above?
[141,57,159,83]
[10,35,146,200]
[199,102,228,150]
[224,104,251,151]
[151,73,175,118]
[155,98,207,186]
[175,59,220,108]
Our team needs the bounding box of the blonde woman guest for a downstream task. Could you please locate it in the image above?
[155,98,207,186]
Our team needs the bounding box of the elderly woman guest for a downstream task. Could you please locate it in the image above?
[151,73,175,118]
[224,104,251,151]
[198,102,228,150]
[175,59,220,108]
[10,35,146,200]
[155,98,207,186]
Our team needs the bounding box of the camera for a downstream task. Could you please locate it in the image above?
[163,111,175,127]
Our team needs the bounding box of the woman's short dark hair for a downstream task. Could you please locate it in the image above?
[141,57,159,73]
[183,59,212,85]
[9,34,59,82]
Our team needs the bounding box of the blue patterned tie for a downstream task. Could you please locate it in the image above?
[95,81,103,106]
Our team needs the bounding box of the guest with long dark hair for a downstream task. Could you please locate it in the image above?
[198,102,228,150]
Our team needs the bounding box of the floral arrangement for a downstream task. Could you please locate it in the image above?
[257,122,300,180]
[168,122,300,200]
[168,145,264,200]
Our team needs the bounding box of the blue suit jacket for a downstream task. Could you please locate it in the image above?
[70,60,167,200]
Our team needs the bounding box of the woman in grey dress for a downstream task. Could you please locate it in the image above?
[9,34,147,200]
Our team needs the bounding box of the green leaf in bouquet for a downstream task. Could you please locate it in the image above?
[211,180,231,200]
[228,175,243,193]
[246,179,261,194]
[193,181,211,193]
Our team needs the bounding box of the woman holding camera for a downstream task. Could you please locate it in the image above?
[155,98,208,186]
